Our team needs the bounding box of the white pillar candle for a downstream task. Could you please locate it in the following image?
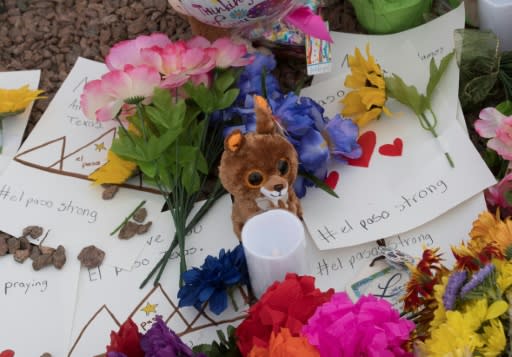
[241,209,306,299]
[478,0,512,51]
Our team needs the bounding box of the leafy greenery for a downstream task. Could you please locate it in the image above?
[109,68,240,288]
[192,326,242,357]
[384,52,455,167]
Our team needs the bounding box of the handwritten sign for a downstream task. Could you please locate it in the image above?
[0,70,41,174]
[0,58,164,269]
[0,257,80,356]
[68,196,248,355]
[299,4,495,250]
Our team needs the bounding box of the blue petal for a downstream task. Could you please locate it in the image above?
[324,114,362,162]
[209,290,228,315]
[198,285,215,302]
[298,129,329,172]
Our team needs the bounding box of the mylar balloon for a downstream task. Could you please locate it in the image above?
[168,0,299,28]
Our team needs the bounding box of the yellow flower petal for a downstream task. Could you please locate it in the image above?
[0,85,45,114]
[88,150,137,185]
[485,300,508,320]
[479,319,506,357]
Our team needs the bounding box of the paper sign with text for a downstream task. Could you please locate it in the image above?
[0,58,164,268]
[69,196,248,355]
[299,5,495,250]
[0,70,41,174]
[0,257,80,356]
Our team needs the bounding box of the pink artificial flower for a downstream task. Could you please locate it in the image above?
[211,38,254,68]
[475,107,512,160]
[302,293,414,357]
[105,33,172,71]
[141,42,216,89]
[81,65,161,121]
[486,171,512,209]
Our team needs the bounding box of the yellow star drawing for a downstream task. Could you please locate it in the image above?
[94,142,106,152]
[140,302,158,316]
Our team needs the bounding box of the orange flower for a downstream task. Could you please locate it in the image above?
[469,210,500,250]
[248,328,319,357]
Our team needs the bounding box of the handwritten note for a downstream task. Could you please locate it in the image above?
[68,196,248,355]
[299,4,495,250]
[0,256,80,356]
[0,70,41,174]
[0,58,164,269]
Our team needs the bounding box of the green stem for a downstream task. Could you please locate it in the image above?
[139,182,226,288]
[110,200,146,236]
[418,111,454,168]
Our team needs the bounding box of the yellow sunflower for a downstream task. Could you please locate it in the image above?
[0,85,45,117]
[469,211,500,249]
[341,44,391,127]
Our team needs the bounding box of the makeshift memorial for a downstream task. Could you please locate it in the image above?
[402,210,512,356]
[80,33,253,286]
[219,95,303,238]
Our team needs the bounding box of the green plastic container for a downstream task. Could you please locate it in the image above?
[350,0,433,34]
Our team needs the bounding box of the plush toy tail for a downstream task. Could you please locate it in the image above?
[254,95,276,135]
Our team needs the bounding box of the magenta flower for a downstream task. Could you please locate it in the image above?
[105,33,172,71]
[475,107,512,160]
[486,172,512,209]
[81,65,161,121]
[302,293,414,357]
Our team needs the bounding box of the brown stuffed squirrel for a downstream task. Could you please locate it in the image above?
[219,95,303,239]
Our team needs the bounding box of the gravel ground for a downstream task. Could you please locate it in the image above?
[0,0,363,137]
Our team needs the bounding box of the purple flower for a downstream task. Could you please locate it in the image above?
[460,264,494,298]
[322,114,362,163]
[140,316,205,357]
[442,270,467,310]
[177,245,248,315]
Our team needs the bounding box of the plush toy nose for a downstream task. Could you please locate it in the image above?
[274,184,284,192]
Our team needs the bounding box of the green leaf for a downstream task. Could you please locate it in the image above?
[300,171,339,198]
[384,74,427,115]
[181,165,201,194]
[497,100,512,116]
[426,51,455,101]
[214,70,236,93]
[184,82,215,113]
[138,160,157,178]
[152,87,173,111]
[145,127,183,161]
[145,99,186,130]
[216,88,240,111]
[110,134,147,162]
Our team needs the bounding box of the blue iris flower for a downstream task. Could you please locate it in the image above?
[322,114,362,163]
[297,128,329,172]
[177,244,249,315]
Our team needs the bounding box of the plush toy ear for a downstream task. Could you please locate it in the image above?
[224,129,245,152]
[254,95,276,134]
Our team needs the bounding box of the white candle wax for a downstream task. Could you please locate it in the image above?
[241,209,306,299]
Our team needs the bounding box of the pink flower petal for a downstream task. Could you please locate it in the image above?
[161,73,189,89]
[488,137,512,160]
[187,36,211,48]
[80,79,115,121]
[125,65,161,97]
[475,107,504,138]
[96,99,123,122]
[212,37,254,68]
[105,33,172,71]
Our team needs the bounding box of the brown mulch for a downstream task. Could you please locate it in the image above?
[0,0,362,137]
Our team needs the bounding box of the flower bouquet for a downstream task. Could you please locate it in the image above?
[403,210,512,356]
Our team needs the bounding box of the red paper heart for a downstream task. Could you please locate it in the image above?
[324,171,339,190]
[348,130,376,168]
[379,138,403,157]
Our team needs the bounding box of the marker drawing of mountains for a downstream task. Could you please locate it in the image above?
[14,128,159,194]
[67,284,249,356]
